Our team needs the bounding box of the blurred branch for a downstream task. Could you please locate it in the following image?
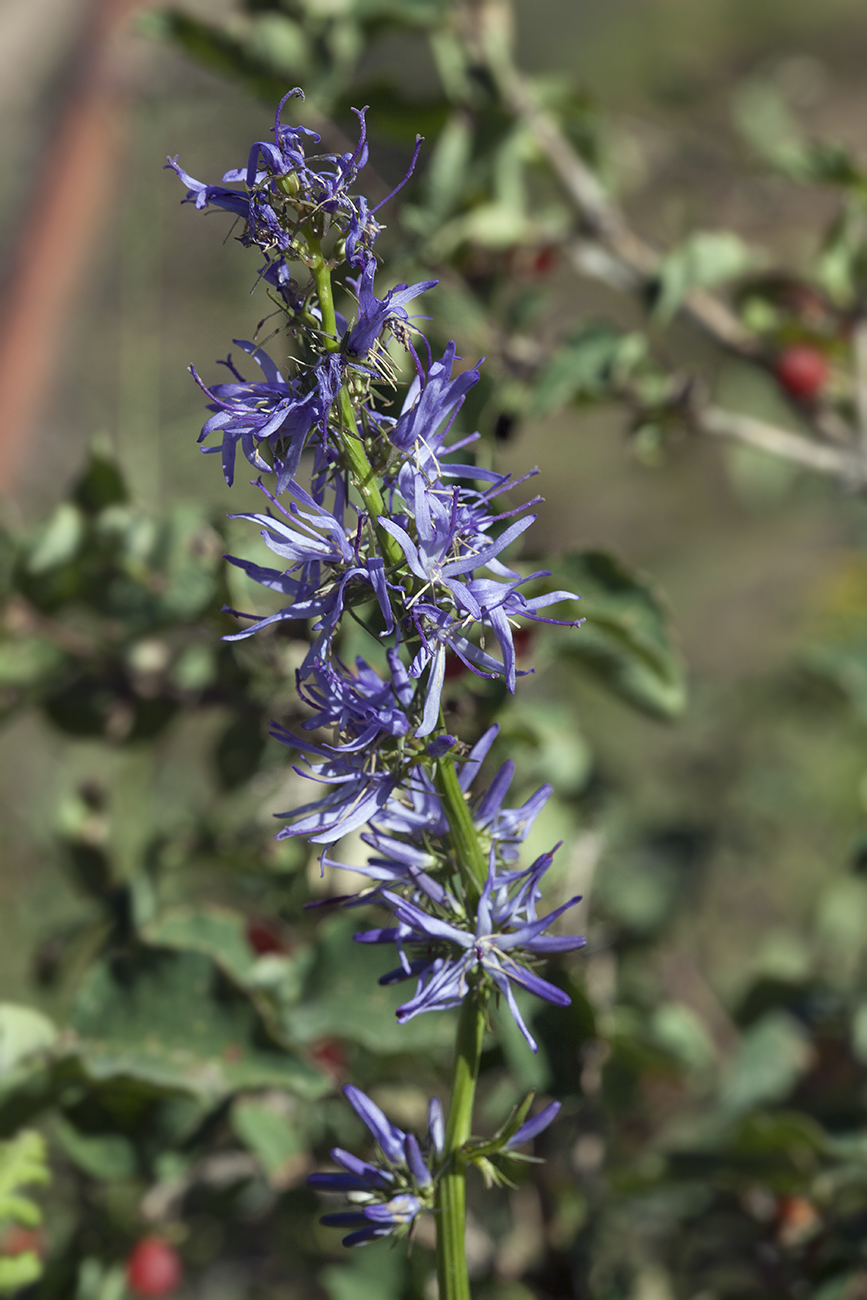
[463,0,759,358]
[695,400,863,482]
[458,0,867,486]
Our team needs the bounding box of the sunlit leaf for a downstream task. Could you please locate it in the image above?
[71,951,327,1104]
[0,1131,49,1294]
[655,231,758,323]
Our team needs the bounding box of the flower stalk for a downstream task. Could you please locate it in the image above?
[307,244,404,569]
[435,754,488,903]
[169,89,586,1297]
[437,992,488,1300]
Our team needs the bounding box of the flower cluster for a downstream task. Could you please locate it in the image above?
[172,95,586,1250]
[357,849,585,1053]
[308,1085,562,1246]
[307,1086,440,1246]
[168,87,422,275]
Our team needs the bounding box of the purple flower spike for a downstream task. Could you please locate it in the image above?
[343,1085,406,1164]
[344,263,437,358]
[504,1100,562,1150]
[359,847,585,1052]
[308,1087,439,1248]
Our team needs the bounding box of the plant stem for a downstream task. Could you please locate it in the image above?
[435,755,488,903]
[307,244,404,568]
[436,992,487,1300]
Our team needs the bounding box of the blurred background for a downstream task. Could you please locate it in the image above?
[5,1,867,1297]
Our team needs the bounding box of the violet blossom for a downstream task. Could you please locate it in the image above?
[308,1086,438,1247]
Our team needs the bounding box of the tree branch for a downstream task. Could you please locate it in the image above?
[478,10,760,358]
[696,402,863,483]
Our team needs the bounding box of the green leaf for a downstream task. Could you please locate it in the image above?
[650,1002,717,1074]
[245,14,310,75]
[70,951,327,1104]
[52,1117,136,1182]
[0,636,66,691]
[231,1097,306,1186]
[420,112,472,224]
[282,915,457,1052]
[718,1012,813,1117]
[549,550,686,720]
[533,323,647,416]
[811,1274,867,1300]
[729,1110,826,1165]
[320,1241,408,1300]
[0,1253,42,1293]
[152,507,221,622]
[733,80,804,171]
[0,1006,57,1077]
[734,81,867,193]
[24,504,84,575]
[143,907,258,987]
[815,201,867,306]
[72,452,128,515]
[0,1131,48,1222]
[655,232,758,323]
[495,699,592,796]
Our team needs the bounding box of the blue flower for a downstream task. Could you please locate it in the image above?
[323,836,448,906]
[222,478,394,643]
[355,849,585,1051]
[167,92,416,278]
[344,262,437,359]
[388,341,483,459]
[366,724,553,863]
[296,650,414,753]
[504,1100,561,1150]
[308,1086,438,1247]
[270,731,400,845]
[191,342,322,487]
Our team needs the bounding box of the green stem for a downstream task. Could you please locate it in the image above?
[307,244,403,569]
[435,756,488,903]
[436,993,486,1300]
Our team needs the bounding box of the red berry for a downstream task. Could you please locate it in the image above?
[126,1238,183,1298]
[310,1037,348,1079]
[1,1226,44,1257]
[774,345,828,400]
[245,919,286,956]
[531,245,557,277]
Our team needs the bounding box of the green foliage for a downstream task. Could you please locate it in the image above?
[281,914,458,1051]
[735,79,867,193]
[655,230,758,322]
[231,1096,306,1186]
[533,324,648,415]
[719,1012,814,1117]
[0,1131,49,1294]
[550,550,686,719]
[70,950,326,1103]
